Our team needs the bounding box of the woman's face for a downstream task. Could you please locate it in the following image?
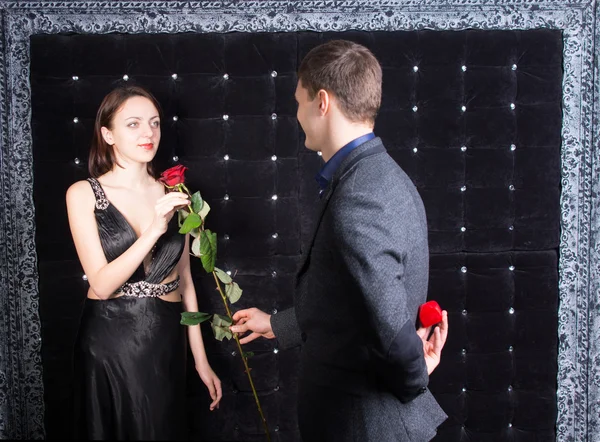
[101,96,161,166]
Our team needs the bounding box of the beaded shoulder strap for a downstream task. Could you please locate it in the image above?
[86,177,109,210]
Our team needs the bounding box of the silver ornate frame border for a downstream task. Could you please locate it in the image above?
[0,1,597,440]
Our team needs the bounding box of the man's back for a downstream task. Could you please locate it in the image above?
[295,138,446,441]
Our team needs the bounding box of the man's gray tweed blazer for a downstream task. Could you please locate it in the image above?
[271,137,448,441]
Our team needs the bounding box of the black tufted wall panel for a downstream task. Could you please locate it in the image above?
[31,30,561,441]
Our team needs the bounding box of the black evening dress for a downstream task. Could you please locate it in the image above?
[75,177,188,440]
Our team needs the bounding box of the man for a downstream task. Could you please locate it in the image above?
[231,40,448,441]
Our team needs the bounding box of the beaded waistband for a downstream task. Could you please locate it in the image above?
[118,276,180,298]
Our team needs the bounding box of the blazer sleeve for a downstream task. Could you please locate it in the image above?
[331,175,429,403]
[270,307,303,350]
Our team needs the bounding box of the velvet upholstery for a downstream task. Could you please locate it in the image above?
[31,30,561,441]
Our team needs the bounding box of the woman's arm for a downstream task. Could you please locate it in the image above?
[65,180,189,299]
[177,233,222,410]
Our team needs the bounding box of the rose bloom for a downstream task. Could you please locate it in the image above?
[419,300,443,327]
[159,164,188,186]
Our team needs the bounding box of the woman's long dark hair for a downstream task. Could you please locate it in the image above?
[88,85,162,178]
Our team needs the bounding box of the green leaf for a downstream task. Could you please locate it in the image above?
[212,324,233,341]
[226,282,243,304]
[212,314,233,327]
[189,227,200,238]
[214,267,232,284]
[180,311,212,326]
[211,314,233,341]
[198,200,211,220]
[178,209,190,228]
[200,229,217,273]
[179,212,202,234]
[191,235,201,256]
[243,351,255,359]
[191,191,204,214]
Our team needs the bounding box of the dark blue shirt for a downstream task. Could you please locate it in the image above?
[315,132,376,196]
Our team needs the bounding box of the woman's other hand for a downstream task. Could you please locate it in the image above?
[196,364,222,411]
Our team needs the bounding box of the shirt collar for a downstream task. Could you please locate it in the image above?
[315,132,376,192]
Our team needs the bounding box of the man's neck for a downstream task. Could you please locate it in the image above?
[320,123,374,163]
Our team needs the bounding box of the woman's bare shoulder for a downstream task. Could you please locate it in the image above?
[66,179,95,207]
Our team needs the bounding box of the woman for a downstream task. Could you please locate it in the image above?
[66,85,221,440]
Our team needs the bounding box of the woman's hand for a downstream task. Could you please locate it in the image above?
[149,191,190,236]
[417,310,448,375]
[196,364,222,411]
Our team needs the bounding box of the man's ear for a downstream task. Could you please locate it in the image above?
[317,89,330,116]
[101,127,114,145]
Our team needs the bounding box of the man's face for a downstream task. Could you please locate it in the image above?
[295,80,322,152]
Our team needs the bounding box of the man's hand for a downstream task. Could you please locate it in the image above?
[417,310,448,375]
[230,308,276,344]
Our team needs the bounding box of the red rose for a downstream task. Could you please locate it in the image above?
[419,300,443,328]
[159,164,188,186]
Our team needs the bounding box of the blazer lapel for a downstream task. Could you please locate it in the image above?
[296,138,386,281]
[297,184,334,279]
